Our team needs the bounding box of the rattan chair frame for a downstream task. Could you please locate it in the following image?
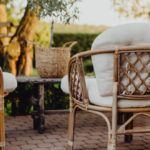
[0,68,5,150]
[67,45,150,150]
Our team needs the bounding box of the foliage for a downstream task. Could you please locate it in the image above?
[0,0,9,4]
[113,0,150,19]
[0,0,26,22]
[5,83,69,115]
[28,0,80,47]
[28,0,79,23]
[6,0,26,22]
[35,21,107,47]
[53,33,99,55]
[53,33,99,74]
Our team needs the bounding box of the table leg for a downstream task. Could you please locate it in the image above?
[31,96,39,130]
[37,83,45,134]
[124,113,133,143]
[118,113,133,143]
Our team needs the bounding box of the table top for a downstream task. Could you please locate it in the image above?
[16,76,62,83]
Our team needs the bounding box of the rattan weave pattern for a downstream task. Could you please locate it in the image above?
[118,51,150,96]
[69,59,83,102]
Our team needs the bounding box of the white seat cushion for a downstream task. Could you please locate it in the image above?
[61,75,69,93]
[3,72,17,93]
[91,23,150,96]
[61,76,150,108]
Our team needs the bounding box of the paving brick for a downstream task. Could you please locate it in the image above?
[21,144,37,149]
[27,139,44,144]
[37,143,54,148]
[6,112,150,150]
[32,148,49,150]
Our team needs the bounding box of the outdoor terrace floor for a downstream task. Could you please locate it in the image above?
[6,112,150,150]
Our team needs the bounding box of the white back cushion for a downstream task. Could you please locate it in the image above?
[91,23,150,96]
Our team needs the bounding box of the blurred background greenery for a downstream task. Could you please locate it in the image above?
[1,0,149,115]
[0,0,108,115]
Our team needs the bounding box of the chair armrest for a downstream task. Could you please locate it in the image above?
[72,45,150,59]
[68,56,89,105]
[68,48,115,105]
[68,45,150,104]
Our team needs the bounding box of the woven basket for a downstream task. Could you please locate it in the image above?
[35,41,77,78]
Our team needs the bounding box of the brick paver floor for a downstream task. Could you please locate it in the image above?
[6,112,150,150]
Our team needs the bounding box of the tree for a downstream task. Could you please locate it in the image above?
[112,0,150,19]
[0,0,9,68]
[0,1,8,46]
[1,0,79,76]
[28,0,79,47]
[0,0,38,75]
[6,3,39,75]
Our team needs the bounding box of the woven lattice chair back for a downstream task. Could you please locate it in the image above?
[69,58,84,102]
[117,49,150,98]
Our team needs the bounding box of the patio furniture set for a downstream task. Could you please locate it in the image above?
[0,22,150,150]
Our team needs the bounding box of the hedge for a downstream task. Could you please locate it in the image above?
[53,33,100,73]
[53,33,99,55]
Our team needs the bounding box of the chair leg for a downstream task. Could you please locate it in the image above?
[108,112,124,150]
[107,127,117,150]
[108,130,117,150]
[0,111,5,150]
[67,102,76,150]
[108,83,117,150]
[124,113,133,143]
[107,113,117,150]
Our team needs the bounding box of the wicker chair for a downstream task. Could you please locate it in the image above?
[62,45,150,150]
[0,68,5,150]
[0,68,17,150]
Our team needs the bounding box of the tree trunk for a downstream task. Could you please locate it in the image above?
[7,5,39,76]
[50,20,54,47]
[0,3,9,68]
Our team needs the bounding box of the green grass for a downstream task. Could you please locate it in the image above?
[37,21,108,34]
[54,23,108,34]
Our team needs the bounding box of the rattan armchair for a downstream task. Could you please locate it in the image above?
[0,68,5,150]
[66,46,150,150]
[0,68,17,150]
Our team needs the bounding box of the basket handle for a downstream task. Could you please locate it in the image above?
[62,41,77,49]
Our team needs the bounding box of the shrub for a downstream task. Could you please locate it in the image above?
[53,33,99,55]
